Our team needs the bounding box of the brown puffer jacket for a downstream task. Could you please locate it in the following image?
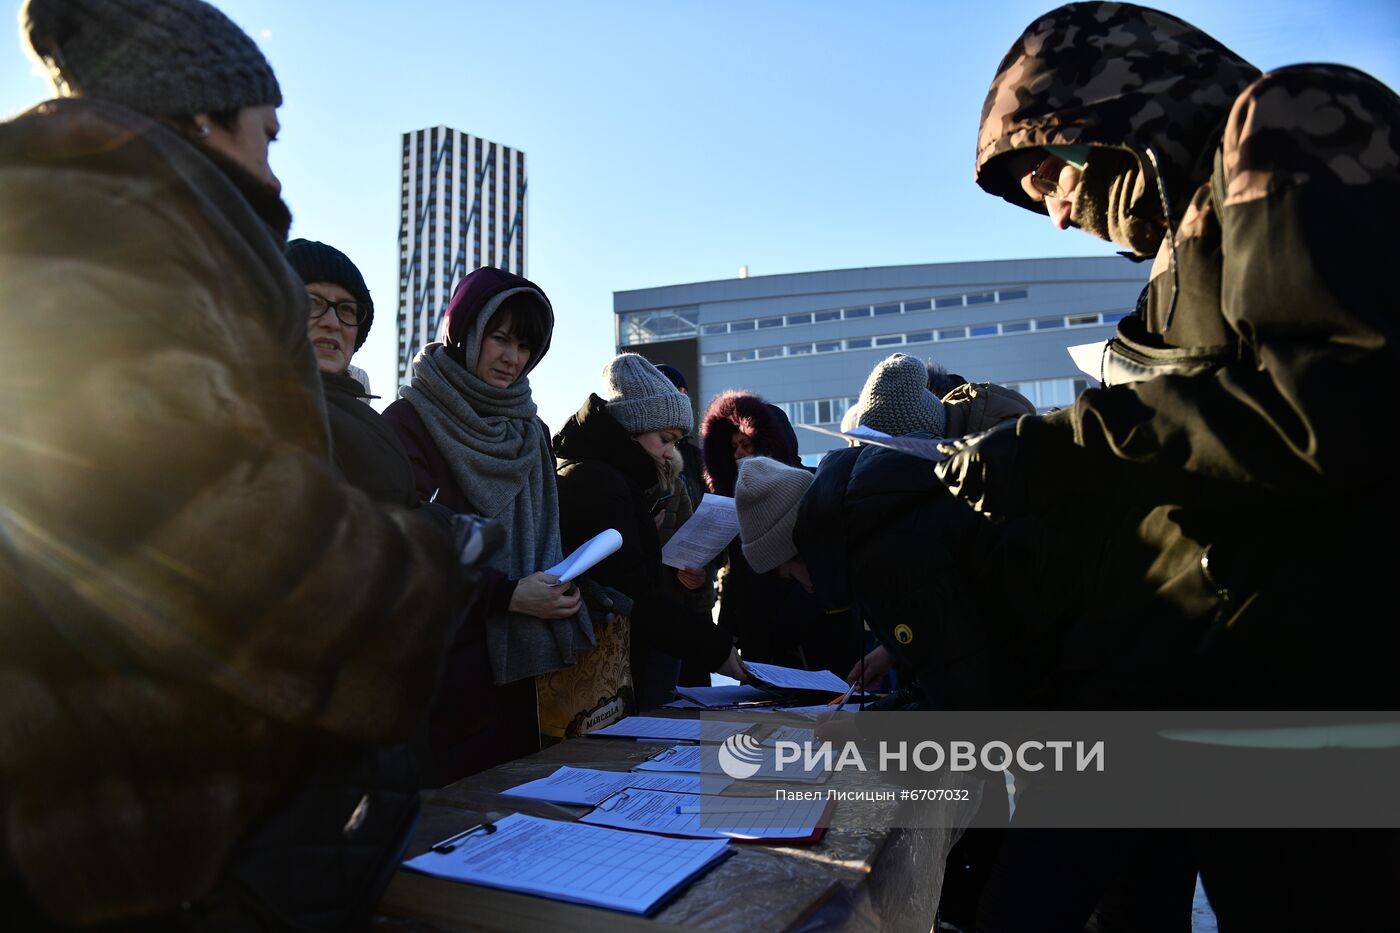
[940,382,1035,439]
[0,99,460,924]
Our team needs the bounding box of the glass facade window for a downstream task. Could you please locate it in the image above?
[966,292,995,305]
[1001,321,1031,333]
[874,334,902,346]
[731,349,756,361]
[998,288,1029,301]
[757,346,783,359]
[801,401,818,423]
[846,337,872,349]
[845,306,872,319]
[815,340,841,353]
[619,307,699,346]
[938,327,966,340]
[702,352,728,365]
[730,319,756,331]
[788,343,814,355]
[813,310,841,323]
[874,303,901,316]
[1035,317,1065,329]
[935,296,963,309]
[906,331,933,343]
[1103,311,1129,324]
[758,316,784,329]
[1068,314,1100,326]
[904,299,932,312]
[702,322,729,335]
[785,312,813,326]
[970,324,998,337]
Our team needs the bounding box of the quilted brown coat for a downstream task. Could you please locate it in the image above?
[0,98,460,924]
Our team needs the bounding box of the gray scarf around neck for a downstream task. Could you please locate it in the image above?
[402,338,593,684]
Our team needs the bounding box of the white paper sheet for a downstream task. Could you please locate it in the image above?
[797,423,948,462]
[760,725,816,748]
[581,789,829,841]
[403,812,730,915]
[1068,340,1109,382]
[746,702,864,718]
[632,743,830,783]
[661,495,740,569]
[744,661,850,695]
[544,528,622,583]
[501,766,730,806]
[588,716,751,744]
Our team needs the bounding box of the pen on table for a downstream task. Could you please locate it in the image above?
[429,821,496,853]
[827,680,859,707]
[675,805,764,814]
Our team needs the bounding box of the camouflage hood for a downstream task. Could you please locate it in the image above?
[975,2,1259,220]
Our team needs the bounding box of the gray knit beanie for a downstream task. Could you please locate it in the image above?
[856,353,947,437]
[735,456,814,574]
[23,0,282,116]
[601,353,693,436]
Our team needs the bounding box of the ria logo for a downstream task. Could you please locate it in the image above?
[717,732,765,780]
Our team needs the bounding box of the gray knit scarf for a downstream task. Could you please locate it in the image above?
[402,335,593,684]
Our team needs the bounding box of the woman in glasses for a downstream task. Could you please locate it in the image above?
[287,239,418,507]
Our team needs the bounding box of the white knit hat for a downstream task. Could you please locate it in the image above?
[735,456,814,574]
[601,353,694,435]
[856,353,946,437]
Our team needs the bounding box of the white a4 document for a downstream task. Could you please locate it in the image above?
[662,495,739,569]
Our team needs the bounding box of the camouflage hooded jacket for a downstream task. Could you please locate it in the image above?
[942,2,1400,707]
[975,0,1400,496]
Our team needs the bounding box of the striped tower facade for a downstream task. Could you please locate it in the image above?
[395,126,528,386]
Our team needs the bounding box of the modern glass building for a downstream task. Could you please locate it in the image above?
[614,257,1148,463]
[395,126,528,385]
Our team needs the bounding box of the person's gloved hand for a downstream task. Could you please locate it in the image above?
[935,422,1025,520]
[575,577,632,624]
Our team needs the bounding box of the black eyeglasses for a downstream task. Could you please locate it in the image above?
[308,293,367,327]
[1028,151,1081,200]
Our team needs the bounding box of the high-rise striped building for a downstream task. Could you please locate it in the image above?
[395,126,528,385]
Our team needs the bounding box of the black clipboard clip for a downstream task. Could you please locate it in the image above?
[429,820,497,853]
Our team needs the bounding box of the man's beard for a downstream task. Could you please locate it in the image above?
[198,143,293,241]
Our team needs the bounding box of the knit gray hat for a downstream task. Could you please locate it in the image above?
[856,353,947,437]
[735,456,814,574]
[601,353,693,436]
[23,0,282,116]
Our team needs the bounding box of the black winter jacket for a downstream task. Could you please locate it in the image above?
[323,372,417,507]
[796,445,1013,708]
[554,395,733,678]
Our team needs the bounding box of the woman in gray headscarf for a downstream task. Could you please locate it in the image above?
[383,267,586,781]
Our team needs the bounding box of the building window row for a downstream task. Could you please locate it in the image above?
[696,288,1029,338]
[1003,377,1093,411]
[700,310,1128,365]
[778,396,860,427]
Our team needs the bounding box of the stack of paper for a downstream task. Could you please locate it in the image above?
[743,661,849,696]
[403,812,730,915]
[581,788,830,842]
[588,716,751,744]
[502,766,730,806]
[674,684,780,708]
[633,744,830,784]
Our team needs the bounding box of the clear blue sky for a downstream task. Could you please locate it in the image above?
[5,0,1397,431]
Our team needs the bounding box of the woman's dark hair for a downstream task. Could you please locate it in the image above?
[485,292,550,357]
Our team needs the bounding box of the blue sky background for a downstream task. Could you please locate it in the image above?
[5,0,1397,431]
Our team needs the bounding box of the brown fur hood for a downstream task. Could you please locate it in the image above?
[701,391,800,496]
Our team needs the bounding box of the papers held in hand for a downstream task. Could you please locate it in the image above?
[544,528,622,585]
[403,812,730,916]
[661,494,740,569]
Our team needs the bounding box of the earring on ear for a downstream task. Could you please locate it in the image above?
[196,123,212,138]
